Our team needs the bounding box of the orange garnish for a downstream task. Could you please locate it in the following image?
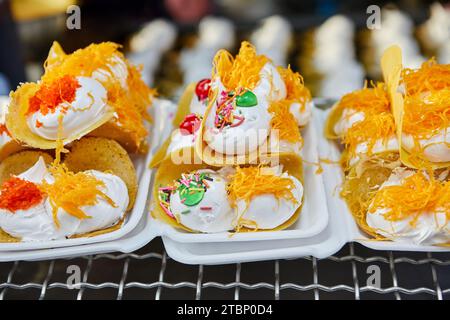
[402,58,450,96]
[40,163,116,227]
[0,124,10,136]
[369,171,450,226]
[268,100,302,143]
[212,41,269,91]
[27,75,80,116]
[227,166,298,207]
[278,65,311,108]
[0,177,44,212]
[337,83,396,157]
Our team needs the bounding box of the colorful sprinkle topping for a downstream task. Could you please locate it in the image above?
[158,172,213,218]
[214,88,246,129]
[27,75,80,116]
[0,177,44,212]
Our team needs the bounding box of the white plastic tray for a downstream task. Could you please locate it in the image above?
[154,116,329,243]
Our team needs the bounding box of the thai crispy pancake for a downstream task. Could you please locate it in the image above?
[63,137,137,210]
[151,153,303,233]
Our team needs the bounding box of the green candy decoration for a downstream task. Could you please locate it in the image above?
[236,90,257,107]
[181,189,205,206]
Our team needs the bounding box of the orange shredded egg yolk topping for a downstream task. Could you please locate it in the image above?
[227,166,298,207]
[268,101,302,143]
[369,171,450,226]
[40,163,116,227]
[266,66,309,143]
[401,60,450,139]
[278,65,312,107]
[0,177,44,212]
[27,75,80,116]
[337,83,396,156]
[212,41,269,91]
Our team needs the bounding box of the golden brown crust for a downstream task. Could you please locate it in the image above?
[0,150,54,184]
[63,137,138,210]
[0,140,26,162]
[88,119,148,154]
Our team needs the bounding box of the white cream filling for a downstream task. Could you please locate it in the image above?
[27,76,109,141]
[167,130,197,155]
[203,63,285,155]
[402,129,450,163]
[91,54,128,88]
[289,100,314,127]
[367,168,449,245]
[349,136,399,166]
[170,170,234,233]
[333,108,365,136]
[236,166,303,230]
[0,158,129,241]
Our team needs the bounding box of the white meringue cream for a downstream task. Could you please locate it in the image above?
[366,168,449,245]
[0,158,129,241]
[349,136,399,166]
[402,129,450,162]
[27,76,110,141]
[237,166,303,229]
[289,100,314,127]
[333,108,365,136]
[170,170,234,233]
[92,54,129,88]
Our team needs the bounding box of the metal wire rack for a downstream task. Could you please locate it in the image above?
[0,240,448,300]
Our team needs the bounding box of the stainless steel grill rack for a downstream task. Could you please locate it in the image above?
[0,240,448,300]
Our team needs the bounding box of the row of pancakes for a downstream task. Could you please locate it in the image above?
[0,42,157,242]
[325,46,449,245]
[150,41,313,233]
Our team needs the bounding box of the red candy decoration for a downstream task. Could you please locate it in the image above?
[179,113,201,135]
[195,78,211,101]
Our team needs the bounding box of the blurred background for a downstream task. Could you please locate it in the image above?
[0,0,449,99]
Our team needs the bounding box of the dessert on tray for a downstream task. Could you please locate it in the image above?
[196,41,312,165]
[151,41,311,234]
[325,83,398,169]
[152,155,303,233]
[7,42,155,153]
[0,137,136,242]
[326,46,449,245]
